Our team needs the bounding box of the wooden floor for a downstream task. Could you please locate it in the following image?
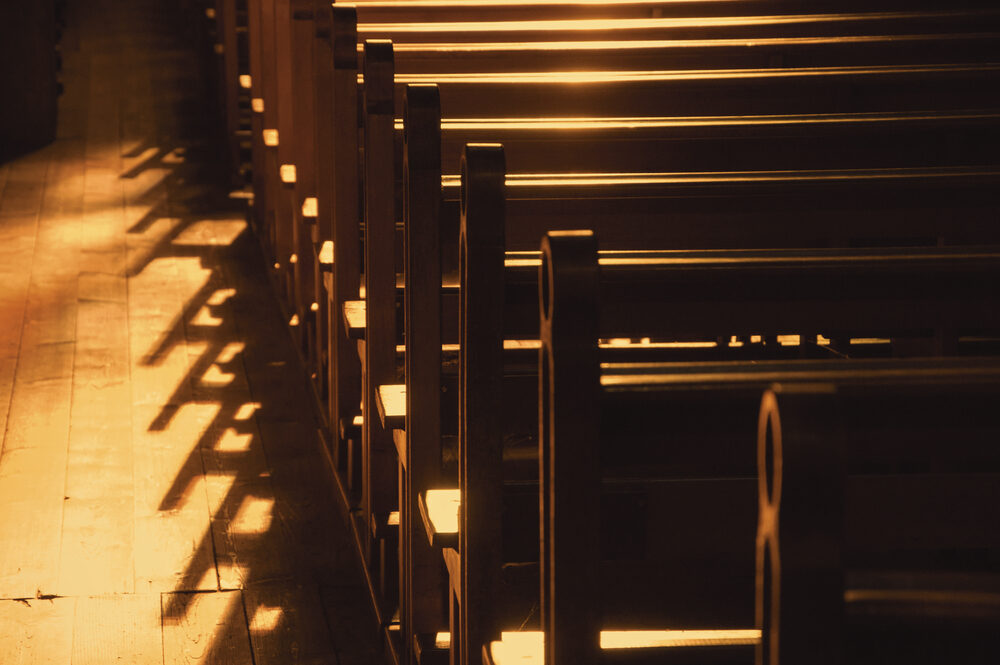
[0,1,380,662]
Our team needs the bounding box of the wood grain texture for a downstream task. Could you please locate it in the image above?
[71,594,163,665]
[245,582,337,665]
[162,590,254,665]
[0,0,375,661]
[0,597,76,664]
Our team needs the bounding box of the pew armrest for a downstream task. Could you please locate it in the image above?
[418,489,459,549]
[318,240,333,270]
[340,413,363,441]
[343,300,366,339]
[371,510,399,540]
[376,384,406,430]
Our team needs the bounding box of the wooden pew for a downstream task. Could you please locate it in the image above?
[306,2,988,433]
[757,382,1000,665]
[357,9,1000,45]
[474,228,1000,665]
[207,0,244,181]
[352,26,1000,545]
[272,3,1000,660]
[348,0,1000,24]
[398,145,995,664]
[368,31,1000,74]
[289,0,321,383]
[316,7,1000,516]
[245,0,279,259]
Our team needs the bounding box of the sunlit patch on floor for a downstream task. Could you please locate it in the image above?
[231,496,275,535]
[234,402,262,420]
[197,566,220,592]
[215,427,255,452]
[203,472,237,515]
[200,365,236,387]
[250,604,284,633]
[191,305,224,326]
[216,342,245,364]
[171,219,248,246]
[206,288,238,306]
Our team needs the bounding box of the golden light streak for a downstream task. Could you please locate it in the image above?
[776,335,800,346]
[488,629,761,665]
[387,32,989,53]
[356,0,730,6]
[382,63,1000,85]
[395,110,1000,132]
[369,62,1000,86]
[360,11,989,34]
[601,365,1000,387]
[600,629,761,648]
[442,165,1000,190]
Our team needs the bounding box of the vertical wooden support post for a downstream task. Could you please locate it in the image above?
[216,0,241,178]
[274,0,297,309]
[459,145,506,665]
[259,0,281,260]
[403,84,447,664]
[245,0,269,235]
[312,0,334,412]
[291,0,318,369]
[756,386,844,665]
[538,230,600,665]
[330,6,362,475]
[362,39,399,580]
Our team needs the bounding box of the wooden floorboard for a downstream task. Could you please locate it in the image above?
[0,0,380,661]
[0,596,77,664]
[71,594,163,665]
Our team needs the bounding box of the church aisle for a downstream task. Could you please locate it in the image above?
[0,0,378,662]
